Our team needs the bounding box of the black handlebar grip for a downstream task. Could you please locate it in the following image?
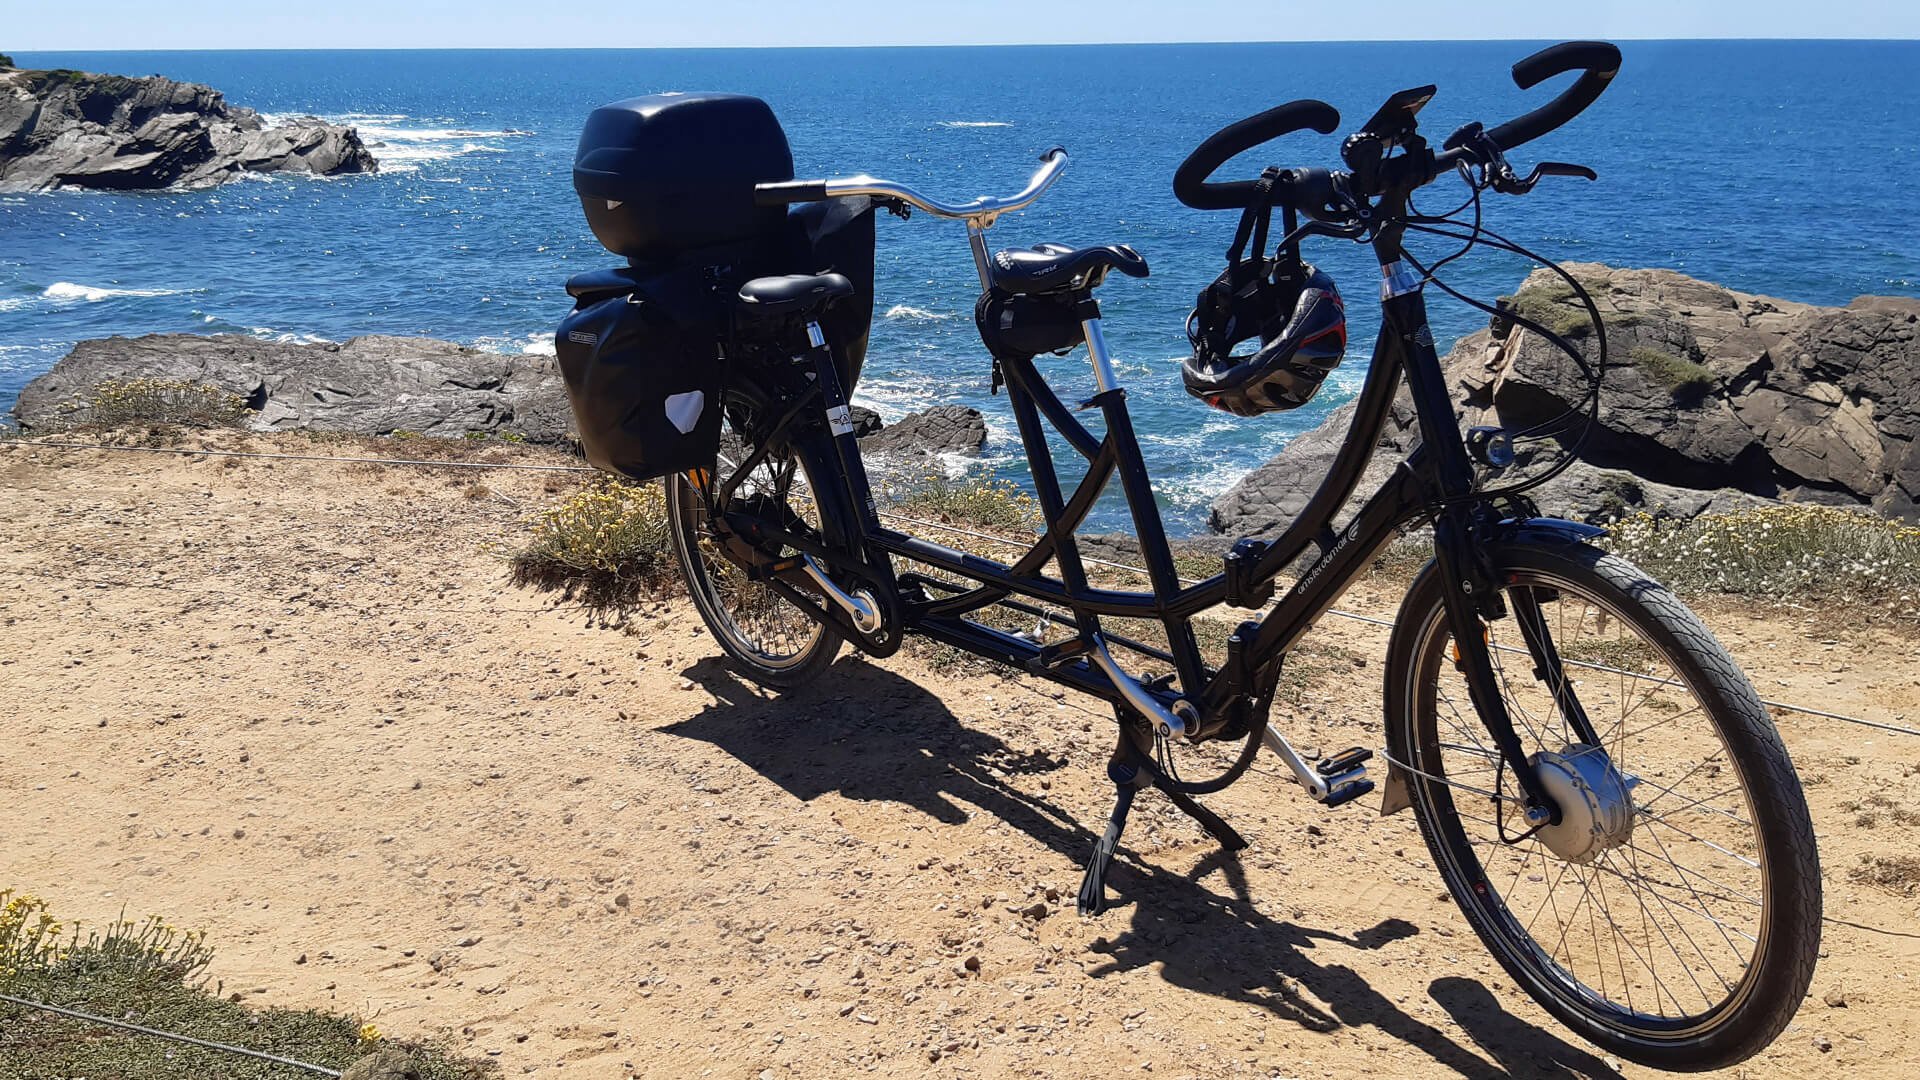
[1173,99,1341,210]
[754,180,831,207]
[1483,41,1622,152]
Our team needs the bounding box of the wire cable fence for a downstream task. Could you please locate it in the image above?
[0,991,342,1077]
[10,435,1913,738]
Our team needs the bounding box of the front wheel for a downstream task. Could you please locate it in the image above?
[1383,540,1820,1071]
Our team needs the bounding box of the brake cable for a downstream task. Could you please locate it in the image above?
[1393,212,1611,504]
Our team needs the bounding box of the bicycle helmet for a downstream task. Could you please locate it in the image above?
[1181,260,1347,416]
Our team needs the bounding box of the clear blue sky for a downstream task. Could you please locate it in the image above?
[11,0,1918,50]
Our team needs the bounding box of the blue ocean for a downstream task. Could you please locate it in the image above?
[4,42,1916,533]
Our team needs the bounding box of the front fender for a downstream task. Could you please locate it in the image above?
[1493,515,1608,545]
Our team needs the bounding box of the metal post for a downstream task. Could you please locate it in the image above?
[1082,318,1120,393]
[966,220,994,291]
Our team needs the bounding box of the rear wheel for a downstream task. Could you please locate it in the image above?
[666,384,841,691]
[1384,541,1820,1071]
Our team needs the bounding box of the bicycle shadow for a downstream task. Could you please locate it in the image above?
[662,656,1090,862]
[1090,849,1623,1079]
[663,656,1619,1080]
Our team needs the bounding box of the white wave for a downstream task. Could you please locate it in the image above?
[939,121,1013,128]
[882,304,955,322]
[43,282,186,303]
[248,327,334,345]
[362,141,503,166]
[471,331,556,357]
[337,119,531,170]
[353,124,531,143]
[0,295,37,312]
[1159,463,1257,511]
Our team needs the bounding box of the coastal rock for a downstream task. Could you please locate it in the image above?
[0,67,376,192]
[14,333,571,442]
[847,405,884,438]
[861,404,989,456]
[1210,264,1920,536]
[13,331,984,459]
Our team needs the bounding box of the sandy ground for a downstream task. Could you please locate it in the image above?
[2,431,1917,1080]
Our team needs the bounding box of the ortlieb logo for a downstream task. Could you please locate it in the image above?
[567,330,597,345]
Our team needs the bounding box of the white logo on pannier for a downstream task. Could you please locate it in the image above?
[664,390,705,435]
[567,330,597,345]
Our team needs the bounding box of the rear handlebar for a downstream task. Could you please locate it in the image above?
[755,147,1071,221]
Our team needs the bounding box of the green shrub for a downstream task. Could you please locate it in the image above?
[1603,505,1920,619]
[509,477,679,614]
[885,472,1040,535]
[1630,346,1716,396]
[62,378,248,429]
[0,53,16,69]
[0,890,490,1079]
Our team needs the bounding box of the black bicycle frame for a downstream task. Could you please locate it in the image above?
[736,225,1557,814]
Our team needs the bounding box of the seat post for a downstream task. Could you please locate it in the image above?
[965,219,995,291]
[1080,307,1120,393]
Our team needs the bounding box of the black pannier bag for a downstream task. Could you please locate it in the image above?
[558,90,878,479]
[776,195,877,388]
[555,267,726,480]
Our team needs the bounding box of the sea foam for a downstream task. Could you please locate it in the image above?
[43,282,185,303]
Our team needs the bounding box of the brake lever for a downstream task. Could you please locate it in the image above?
[1498,161,1599,195]
[1526,161,1598,183]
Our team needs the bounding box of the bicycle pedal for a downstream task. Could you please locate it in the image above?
[1316,746,1374,777]
[745,555,803,582]
[1318,779,1375,810]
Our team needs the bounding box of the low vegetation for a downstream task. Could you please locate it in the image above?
[885,472,1041,534]
[0,52,15,69]
[0,890,488,1080]
[1629,345,1717,397]
[508,477,678,616]
[502,454,1920,647]
[1603,504,1920,620]
[57,377,250,430]
[1848,853,1920,896]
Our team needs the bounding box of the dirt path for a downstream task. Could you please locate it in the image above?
[2,434,1916,1079]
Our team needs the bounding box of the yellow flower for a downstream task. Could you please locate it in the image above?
[359,1022,384,1044]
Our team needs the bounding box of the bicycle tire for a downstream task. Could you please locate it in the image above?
[1382,540,1820,1070]
[666,383,842,691]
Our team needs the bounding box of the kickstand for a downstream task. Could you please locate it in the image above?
[1076,718,1247,917]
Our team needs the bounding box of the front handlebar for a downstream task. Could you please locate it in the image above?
[1176,41,1620,214]
[1477,41,1622,153]
[1172,100,1341,210]
[755,147,1071,221]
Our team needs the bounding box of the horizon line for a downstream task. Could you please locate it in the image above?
[12,36,1920,53]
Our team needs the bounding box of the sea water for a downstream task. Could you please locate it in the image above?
[3,41,1916,533]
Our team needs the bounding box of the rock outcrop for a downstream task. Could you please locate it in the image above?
[13,333,988,458]
[1211,265,1920,536]
[861,404,989,456]
[0,67,376,192]
[14,334,572,441]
